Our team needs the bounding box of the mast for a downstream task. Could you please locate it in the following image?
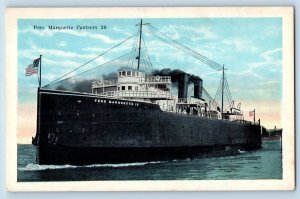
[39,54,42,87]
[33,55,42,147]
[254,108,256,123]
[221,64,224,118]
[137,19,142,70]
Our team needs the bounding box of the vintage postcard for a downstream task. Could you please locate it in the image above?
[5,7,294,191]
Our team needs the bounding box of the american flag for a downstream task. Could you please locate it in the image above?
[25,58,40,76]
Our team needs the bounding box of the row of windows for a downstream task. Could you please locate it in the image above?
[108,100,138,106]
[117,86,139,91]
[119,71,141,77]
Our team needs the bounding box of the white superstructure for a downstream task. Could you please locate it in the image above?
[91,67,225,119]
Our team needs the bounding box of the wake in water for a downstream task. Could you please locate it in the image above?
[18,161,165,171]
[238,149,246,154]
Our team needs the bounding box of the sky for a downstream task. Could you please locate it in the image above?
[17,18,282,143]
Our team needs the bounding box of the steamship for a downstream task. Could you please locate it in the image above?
[32,20,262,165]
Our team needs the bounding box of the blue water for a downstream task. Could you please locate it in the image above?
[17,140,282,181]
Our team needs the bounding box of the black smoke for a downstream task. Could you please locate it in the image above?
[102,72,118,80]
[50,72,118,93]
[49,79,96,93]
[152,68,201,83]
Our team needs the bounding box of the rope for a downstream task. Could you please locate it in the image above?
[141,34,153,72]
[48,51,133,87]
[128,29,140,68]
[145,25,223,71]
[202,87,219,108]
[44,33,137,87]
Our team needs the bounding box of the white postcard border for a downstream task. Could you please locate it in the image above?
[5,7,295,191]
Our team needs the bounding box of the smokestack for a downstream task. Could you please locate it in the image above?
[194,78,203,99]
[178,74,189,99]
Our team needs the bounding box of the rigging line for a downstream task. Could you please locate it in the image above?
[139,50,146,70]
[126,29,140,68]
[214,76,223,101]
[224,78,233,103]
[140,49,149,72]
[140,52,147,71]
[44,33,137,87]
[224,82,232,106]
[130,32,140,68]
[142,44,152,72]
[226,85,233,104]
[225,87,231,104]
[214,88,220,102]
[203,88,218,108]
[141,34,153,71]
[142,52,151,72]
[224,81,229,99]
[143,28,222,71]
[142,50,152,72]
[49,51,134,86]
[224,75,233,100]
[145,29,211,68]
[130,35,139,68]
[227,83,233,103]
[226,92,233,108]
[202,87,214,102]
[225,88,231,107]
[146,30,222,71]
[225,105,231,111]
[146,25,222,69]
[207,92,218,105]
[132,39,140,68]
[146,25,223,71]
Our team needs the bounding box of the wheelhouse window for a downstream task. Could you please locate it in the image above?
[127,71,132,76]
[119,71,122,77]
[122,86,125,90]
[135,86,138,91]
[122,71,126,76]
[128,86,132,91]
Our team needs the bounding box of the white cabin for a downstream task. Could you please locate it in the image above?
[92,67,172,101]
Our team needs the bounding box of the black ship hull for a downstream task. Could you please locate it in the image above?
[34,89,262,165]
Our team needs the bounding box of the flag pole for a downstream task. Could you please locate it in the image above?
[39,55,42,87]
[253,108,256,124]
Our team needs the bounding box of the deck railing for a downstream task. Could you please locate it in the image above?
[140,76,171,84]
[92,79,117,88]
[99,90,172,99]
